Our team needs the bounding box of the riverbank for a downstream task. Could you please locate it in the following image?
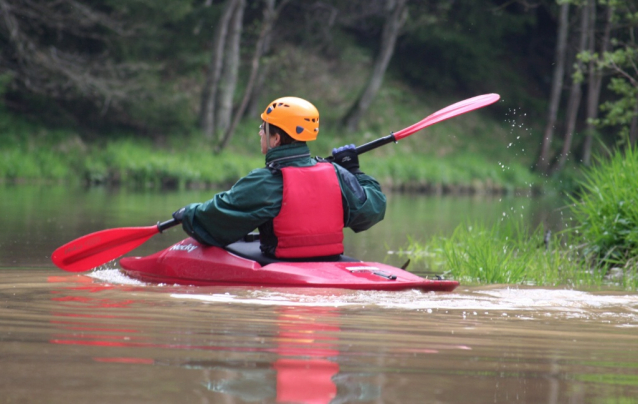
[0,140,545,194]
[1,77,572,194]
[1,117,564,195]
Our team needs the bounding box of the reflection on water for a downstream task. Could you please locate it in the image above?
[199,307,344,403]
[1,269,637,403]
[2,185,638,403]
[0,185,569,269]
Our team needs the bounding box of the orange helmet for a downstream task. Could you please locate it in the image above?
[260,97,319,141]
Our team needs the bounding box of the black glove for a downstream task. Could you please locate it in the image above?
[172,206,187,223]
[332,144,361,174]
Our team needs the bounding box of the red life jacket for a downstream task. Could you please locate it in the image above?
[272,163,344,258]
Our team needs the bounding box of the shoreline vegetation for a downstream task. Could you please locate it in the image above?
[397,145,638,290]
[0,145,543,195]
[1,115,551,195]
[1,76,555,195]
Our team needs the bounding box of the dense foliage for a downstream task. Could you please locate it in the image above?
[0,1,633,142]
[0,0,636,188]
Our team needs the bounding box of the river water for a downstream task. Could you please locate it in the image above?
[2,185,638,403]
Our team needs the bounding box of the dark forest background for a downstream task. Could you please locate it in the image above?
[1,0,637,177]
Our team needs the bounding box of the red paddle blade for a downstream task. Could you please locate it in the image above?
[51,225,160,272]
[393,93,500,141]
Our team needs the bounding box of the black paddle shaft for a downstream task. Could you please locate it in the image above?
[323,134,396,161]
[157,218,180,233]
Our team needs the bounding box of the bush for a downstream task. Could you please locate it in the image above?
[88,138,263,188]
[569,145,638,270]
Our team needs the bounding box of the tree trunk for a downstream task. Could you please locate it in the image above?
[215,0,245,138]
[630,92,638,146]
[0,0,140,110]
[199,0,239,140]
[247,8,276,119]
[217,0,290,153]
[582,4,614,166]
[535,2,570,174]
[0,0,25,58]
[552,2,590,173]
[342,0,408,132]
[247,56,271,118]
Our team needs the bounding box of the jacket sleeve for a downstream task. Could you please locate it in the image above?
[180,169,282,246]
[334,164,386,233]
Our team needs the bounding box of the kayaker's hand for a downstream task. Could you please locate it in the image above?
[172,206,186,223]
[332,144,361,174]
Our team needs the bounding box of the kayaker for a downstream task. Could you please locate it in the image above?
[172,96,386,259]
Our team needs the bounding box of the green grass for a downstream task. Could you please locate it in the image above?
[0,134,542,191]
[0,109,264,188]
[569,145,638,272]
[0,113,83,183]
[0,97,547,191]
[397,145,638,290]
[91,138,263,189]
[398,220,602,287]
[365,152,538,193]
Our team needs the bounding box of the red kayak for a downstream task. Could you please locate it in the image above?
[120,237,459,291]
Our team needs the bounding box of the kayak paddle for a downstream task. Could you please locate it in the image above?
[51,93,500,273]
[347,93,501,156]
[51,219,178,272]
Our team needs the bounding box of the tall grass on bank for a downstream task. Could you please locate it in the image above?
[399,145,638,290]
[399,220,602,287]
[365,153,539,194]
[0,113,84,183]
[1,130,543,192]
[569,145,638,274]
[91,139,263,188]
[1,87,549,191]
[0,134,264,188]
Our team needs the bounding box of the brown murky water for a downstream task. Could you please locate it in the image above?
[2,269,638,403]
[2,186,637,403]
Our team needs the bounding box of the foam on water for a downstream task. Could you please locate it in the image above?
[89,269,638,323]
[88,268,147,286]
[171,287,638,315]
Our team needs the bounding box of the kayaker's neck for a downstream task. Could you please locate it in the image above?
[265,143,313,167]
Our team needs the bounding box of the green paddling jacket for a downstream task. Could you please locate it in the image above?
[180,143,386,248]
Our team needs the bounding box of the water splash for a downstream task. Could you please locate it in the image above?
[169,287,638,323]
[89,268,147,286]
[503,107,531,160]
